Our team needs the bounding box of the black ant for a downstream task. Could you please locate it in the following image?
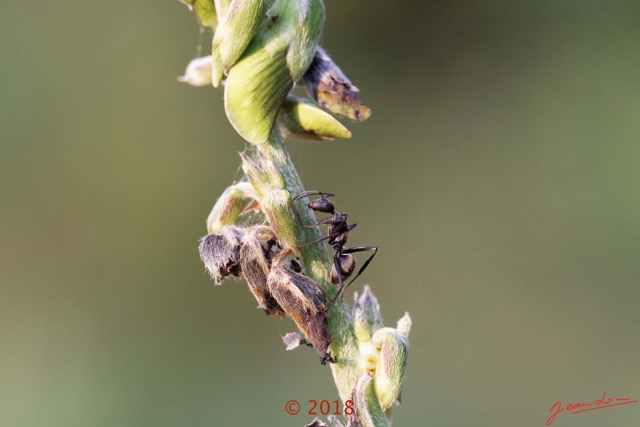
[294,191,377,310]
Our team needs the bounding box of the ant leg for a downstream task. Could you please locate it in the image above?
[342,246,378,288]
[293,191,335,201]
[305,217,348,229]
[303,233,334,246]
[323,252,346,311]
[303,223,356,247]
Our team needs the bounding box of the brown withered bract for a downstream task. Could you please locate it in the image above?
[267,251,333,356]
[303,47,372,123]
[239,226,286,318]
[282,332,304,350]
[282,332,315,351]
[198,226,244,283]
[200,226,334,363]
[199,225,286,318]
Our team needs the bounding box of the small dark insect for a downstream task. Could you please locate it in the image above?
[294,191,377,311]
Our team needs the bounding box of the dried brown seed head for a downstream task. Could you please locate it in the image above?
[198,226,244,283]
[239,225,285,318]
[267,252,332,355]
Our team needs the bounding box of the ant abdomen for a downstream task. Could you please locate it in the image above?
[331,254,355,285]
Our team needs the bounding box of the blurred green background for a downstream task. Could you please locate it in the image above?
[1,1,639,426]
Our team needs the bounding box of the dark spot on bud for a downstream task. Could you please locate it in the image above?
[289,258,303,273]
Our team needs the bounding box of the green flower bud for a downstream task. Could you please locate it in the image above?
[240,152,285,198]
[279,96,351,141]
[396,312,412,338]
[224,0,325,144]
[372,328,409,411]
[262,189,301,253]
[304,47,371,122]
[356,285,383,332]
[352,373,387,427]
[206,182,257,234]
[214,0,232,17]
[353,306,372,344]
[178,0,218,30]
[178,56,213,87]
[211,0,269,87]
[272,0,326,81]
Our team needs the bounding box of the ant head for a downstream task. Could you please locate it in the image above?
[308,198,335,213]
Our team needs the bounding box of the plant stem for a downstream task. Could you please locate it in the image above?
[259,128,363,405]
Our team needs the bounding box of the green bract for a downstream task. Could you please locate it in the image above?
[262,189,302,253]
[240,153,284,198]
[213,0,232,17]
[279,96,351,141]
[206,182,256,233]
[372,328,409,411]
[211,0,269,87]
[224,0,325,144]
[179,0,218,30]
[354,374,387,427]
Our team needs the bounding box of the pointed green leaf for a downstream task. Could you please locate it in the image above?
[279,96,351,141]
